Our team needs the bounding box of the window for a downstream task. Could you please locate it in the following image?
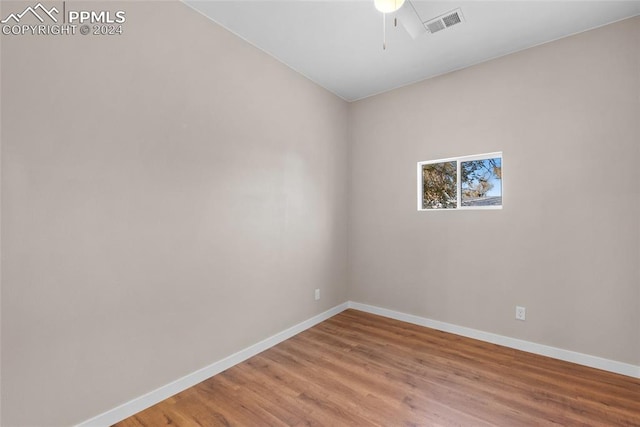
[417,152,502,210]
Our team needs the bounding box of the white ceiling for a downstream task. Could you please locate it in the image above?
[183,1,640,101]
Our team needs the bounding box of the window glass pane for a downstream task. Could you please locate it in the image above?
[422,161,457,209]
[460,157,502,207]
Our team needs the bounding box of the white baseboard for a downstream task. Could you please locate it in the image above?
[76,302,349,427]
[77,299,639,426]
[348,301,640,379]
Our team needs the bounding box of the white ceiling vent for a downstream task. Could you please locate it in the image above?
[424,8,464,34]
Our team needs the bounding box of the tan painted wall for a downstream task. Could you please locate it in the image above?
[0,1,348,425]
[348,17,639,366]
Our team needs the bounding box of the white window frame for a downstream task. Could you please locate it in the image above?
[417,152,503,211]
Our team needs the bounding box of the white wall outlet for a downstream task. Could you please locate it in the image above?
[314,288,320,301]
[516,306,526,321]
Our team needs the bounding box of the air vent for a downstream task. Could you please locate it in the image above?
[424,8,464,34]
[426,20,445,34]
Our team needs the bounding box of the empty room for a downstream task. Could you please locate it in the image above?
[1,0,639,426]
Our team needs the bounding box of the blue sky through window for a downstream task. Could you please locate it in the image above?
[461,158,502,206]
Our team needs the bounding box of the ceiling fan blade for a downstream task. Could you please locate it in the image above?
[397,0,427,39]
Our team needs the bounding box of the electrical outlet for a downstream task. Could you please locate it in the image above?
[314,288,320,301]
[516,306,526,321]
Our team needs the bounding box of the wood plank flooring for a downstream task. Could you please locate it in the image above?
[115,309,640,426]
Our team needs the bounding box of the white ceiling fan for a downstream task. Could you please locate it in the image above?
[375,0,465,48]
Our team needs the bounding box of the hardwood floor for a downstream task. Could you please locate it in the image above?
[115,309,640,426]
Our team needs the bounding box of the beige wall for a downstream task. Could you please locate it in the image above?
[0,1,348,425]
[348,17,639,366]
